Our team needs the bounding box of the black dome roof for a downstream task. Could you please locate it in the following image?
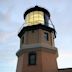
[24,6,50,19]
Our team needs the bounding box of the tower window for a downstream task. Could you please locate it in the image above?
[28,52,36,65]
[44,32,49,41]
[21,36,24,44]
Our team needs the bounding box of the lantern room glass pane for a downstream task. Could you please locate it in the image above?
[25,11,44,25]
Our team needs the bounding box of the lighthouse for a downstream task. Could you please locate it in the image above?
[16,6,58,72]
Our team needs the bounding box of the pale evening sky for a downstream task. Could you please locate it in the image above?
[0,0,72,72]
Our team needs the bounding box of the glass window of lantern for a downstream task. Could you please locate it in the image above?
[25,14,29,24]
[25,11,44,25]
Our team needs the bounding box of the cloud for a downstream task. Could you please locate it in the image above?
[0,56,17,72]
[0,30,17,43]
[0,6,14,23]
[57,51,72,68]
[0,0,9,2]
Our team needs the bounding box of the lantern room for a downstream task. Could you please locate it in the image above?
[24,6,50,26]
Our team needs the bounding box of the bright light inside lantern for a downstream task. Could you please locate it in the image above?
[25,11,44,26]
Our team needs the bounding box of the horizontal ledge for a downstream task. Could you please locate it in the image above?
[16,43,58,57]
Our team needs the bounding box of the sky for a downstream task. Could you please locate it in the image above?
[0,0,72,72]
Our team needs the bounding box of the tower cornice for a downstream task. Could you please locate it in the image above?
[16,45,58,57]
[18,24,56,38]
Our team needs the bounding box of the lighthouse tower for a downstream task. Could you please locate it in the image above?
[16,6,58,72]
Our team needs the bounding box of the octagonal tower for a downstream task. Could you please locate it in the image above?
[16,6,58,72]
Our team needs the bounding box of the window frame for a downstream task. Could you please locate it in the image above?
[28,52,36,65]
[44,32,49,41]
